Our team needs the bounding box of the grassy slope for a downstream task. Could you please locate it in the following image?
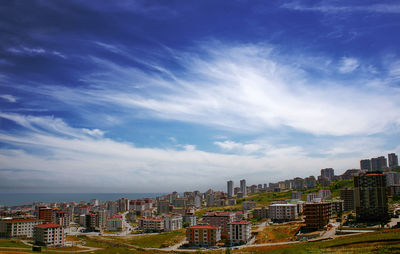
[236,228,400,253]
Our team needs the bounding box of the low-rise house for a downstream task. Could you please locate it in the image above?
[33,224,65,247]
[186,225,221,247]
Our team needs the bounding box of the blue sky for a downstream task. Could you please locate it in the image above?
[1,0,400,193]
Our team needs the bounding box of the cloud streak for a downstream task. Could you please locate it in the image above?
[31,42,400,136]
[0,113,365,192]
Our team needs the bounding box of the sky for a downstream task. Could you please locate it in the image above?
[1,0,400,193]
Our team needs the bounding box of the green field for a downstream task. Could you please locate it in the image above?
[235,228,400,253]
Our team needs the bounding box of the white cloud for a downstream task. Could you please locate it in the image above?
[0,94,17,103]
[214,140,263,154]
[282,2,400,14]
[0,113,366,192]
[12,43,400,137]
[338,57,359,73]
[7,46,66,58]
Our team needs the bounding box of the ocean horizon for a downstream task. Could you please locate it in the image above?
[0,193,168,207]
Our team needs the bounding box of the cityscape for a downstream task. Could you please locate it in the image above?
[1,1,400,253]
[1,152,399,253]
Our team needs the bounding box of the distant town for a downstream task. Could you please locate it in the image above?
[0,153,399,253]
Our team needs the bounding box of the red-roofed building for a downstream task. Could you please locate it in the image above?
[202,211,234,239]
[138,217,163,232]
[0,218,43,238]
[228,221,251,245]
[34,224,65,247]
[186,224,221,247]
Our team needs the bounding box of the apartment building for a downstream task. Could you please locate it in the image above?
[33,224,65,247]
[268,203,298,222]
[354,172,389,222]
[340,188,355,211]
[186,224,221,247]
[242,201,256,210]
[252,207,269,220]
[138,217,163,232]
[228,220,251,245]
[106,218,124,231]
[202,211,235,239]
[0,218,43,238]
[304,202,332,231]
[163,214,183,232]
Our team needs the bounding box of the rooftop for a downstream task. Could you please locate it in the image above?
[35,223,63,228]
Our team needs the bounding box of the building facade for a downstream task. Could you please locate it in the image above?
[354,172,389,222]
[186,225,221,247]
[33,224,65,247]
[304,202,332,231]
[268,204,298,222]
[228,221,251,245]
[340,188,355,211]
[0,218,43,238]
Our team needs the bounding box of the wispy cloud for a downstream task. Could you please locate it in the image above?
[0,94,17,103]
[282,2,400,14]
[7,46,66,59]
[32,42,400,136]
[338,57,359,73]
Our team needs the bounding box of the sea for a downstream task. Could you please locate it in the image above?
[0,193,167,207]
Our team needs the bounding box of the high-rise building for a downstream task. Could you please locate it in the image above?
[370,156,387,171]
[340,188,355,211]
[320,168,334,181]
[240,179,247,197]
[304,202,332,231]
[360,159,371,171]
[384,171,400,186]
[227,180,234,198]
[388,153,399,168]
[354,172,389,222]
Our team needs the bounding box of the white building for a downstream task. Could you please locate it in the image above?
[183,214,197,226]
[33,224,65,247]
[163,214,182,232]
[0,218,43,238]
[268,203,298,221]
[194,195,202,208]
[228,221,251,245]
[307,193,319,202]
[318,189,331,200]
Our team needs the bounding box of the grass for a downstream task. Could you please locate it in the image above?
[89,228,186,249]
[235,228,400,253]
[0,239,30,248]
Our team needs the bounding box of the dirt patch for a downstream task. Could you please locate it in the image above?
[255,222,302,244]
